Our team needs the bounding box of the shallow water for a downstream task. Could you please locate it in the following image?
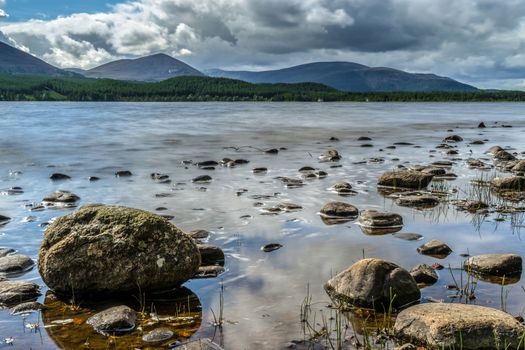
[1,102,525,349]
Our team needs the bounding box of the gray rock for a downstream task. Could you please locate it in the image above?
[443,135,463,142]
[332,181,355,195]
[464,254,522,277]
[392,233,423,241]
[410,264,438,285]
[417,240,452,258]
[486,145,503,154]
[38,205,200,296]
[0,280,40,306]
[42,191,80,203]
[115,170,132,177]
[142,328,174,342]
[455,200,489,212]
[324,258,420,310]
[252,167,268,174]
[394,303,525,349]
[511,160,525,172]
[87,305,136,335]
[320,202,358,218]
[358,210,403,227]
[378,170,433,189]
[194,265,225,278]
[0,255,34,275]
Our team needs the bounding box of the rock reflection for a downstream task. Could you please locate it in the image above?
[42,287,201,349]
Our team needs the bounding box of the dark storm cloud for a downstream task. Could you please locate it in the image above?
[0,0,525,89]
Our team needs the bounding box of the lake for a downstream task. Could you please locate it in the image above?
[1,102,525,349]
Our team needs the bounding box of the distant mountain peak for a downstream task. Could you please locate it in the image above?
[207,61,477,92]
[83,53,203,82]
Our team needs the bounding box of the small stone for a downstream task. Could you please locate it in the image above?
[115,170,132,177]
[0,248,15,257]
[265,148,279,154]
[358,210,403,227]
[262,243,283,252]
[87,305,136,335]
[197,244,225,266]
[192,175,212,183]
[49,173,71,181]
[42,191,80,203]
[319,149,341,162]
[88,176,100,181]
[443,135,463,142]
[417,240,452,258]
[253,167,268,174]
[358,136,372,141]
[0,215,10,225]
[494,150,516,161]
[197,160,218,168]
[320,202,358,218]
[478,122,486,128]
[378,170,433,189]
[491,176,525,191]
[396,195,439,208]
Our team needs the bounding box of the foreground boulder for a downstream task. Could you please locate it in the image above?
[378,170,433,189]
[0,280,41,306]
[464,254,522,277]
[324,258,420,310]
[38,205,200,296]
[394,303,525,349]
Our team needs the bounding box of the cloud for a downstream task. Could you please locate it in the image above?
[0,0,525,88]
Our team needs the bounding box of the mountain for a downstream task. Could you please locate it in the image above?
[0,41,76,77]
[206,62,477,92]
[80,53,204,81]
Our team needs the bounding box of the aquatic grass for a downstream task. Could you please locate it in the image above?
[211,280,225,328]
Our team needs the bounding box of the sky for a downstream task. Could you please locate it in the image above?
[0,0,525,90]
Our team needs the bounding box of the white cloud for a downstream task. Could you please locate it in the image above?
[0,0,524,89]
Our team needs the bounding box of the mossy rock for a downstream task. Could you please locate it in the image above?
[38,205,200,296]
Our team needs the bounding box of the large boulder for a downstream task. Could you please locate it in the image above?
[324,258,420,311]
[464,254,522,277]
[378,170,433,189]
[38,205,201,296]
[394,303,525,349]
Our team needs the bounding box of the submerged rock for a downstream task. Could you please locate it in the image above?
[324,258,420,310]
[38,205,200,296]
[394,303,525,349]
[0,215,10,225]
[0,255,34,275]
[252,167,268,174]
[455,200,489,212]
[265,148,279,154]
[0,280,41,306]
[464,254,522,277]
[410,264,438,285]
[319,202,358,218]
[332,181,355,195]
[392,233,423,241]
[87,305,136,335]
[417,240,452,258]
[142,328,174,343]
[378,170,433,189]
[494,150,516,161]
[443,135,463,142]
[197,244,224,267]
[188,229,210,240]
[0,248,15,257]
[177,338,224,350]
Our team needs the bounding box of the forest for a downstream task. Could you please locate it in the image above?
[1,74,525,102]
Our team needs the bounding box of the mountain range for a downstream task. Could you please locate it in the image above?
[206,62,477,92]
[0,41,477,91]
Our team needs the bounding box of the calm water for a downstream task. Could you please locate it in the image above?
[1,102,525,349]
